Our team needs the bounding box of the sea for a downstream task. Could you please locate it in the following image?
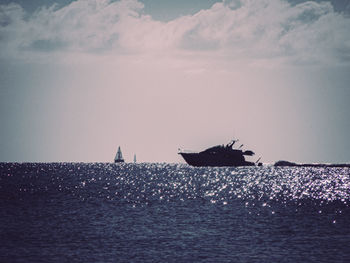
[1,163,350,263]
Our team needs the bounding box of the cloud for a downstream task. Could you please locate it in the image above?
[0,0,350,65]
[176,0,350,64]
[0,0,145,55]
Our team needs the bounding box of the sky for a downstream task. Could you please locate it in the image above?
[0,0,350,163]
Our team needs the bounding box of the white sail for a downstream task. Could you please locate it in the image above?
[114,146,124,163]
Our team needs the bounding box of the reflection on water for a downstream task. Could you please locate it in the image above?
[0,163,349,262]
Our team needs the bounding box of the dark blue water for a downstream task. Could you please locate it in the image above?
[1,163,350,262]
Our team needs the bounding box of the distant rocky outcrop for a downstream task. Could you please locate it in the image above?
[274,160,350,167]
[274,160,298,166]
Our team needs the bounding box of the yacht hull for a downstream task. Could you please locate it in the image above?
[179,152,255,167]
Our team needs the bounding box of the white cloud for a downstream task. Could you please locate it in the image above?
[0,0,350,65]
[1,0,350,163]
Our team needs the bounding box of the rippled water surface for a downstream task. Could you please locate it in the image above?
[1,163,350,262]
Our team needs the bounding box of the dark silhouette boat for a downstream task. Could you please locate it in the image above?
[178,140,260,167]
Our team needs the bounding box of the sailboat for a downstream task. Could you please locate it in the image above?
[133,154,137,163]
[114,146,125,163]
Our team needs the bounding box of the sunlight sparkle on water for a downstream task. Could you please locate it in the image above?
[1,163,350,220]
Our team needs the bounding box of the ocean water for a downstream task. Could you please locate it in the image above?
[0,163,350,262]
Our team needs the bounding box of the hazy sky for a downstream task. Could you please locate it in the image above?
[1,0,350,163]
